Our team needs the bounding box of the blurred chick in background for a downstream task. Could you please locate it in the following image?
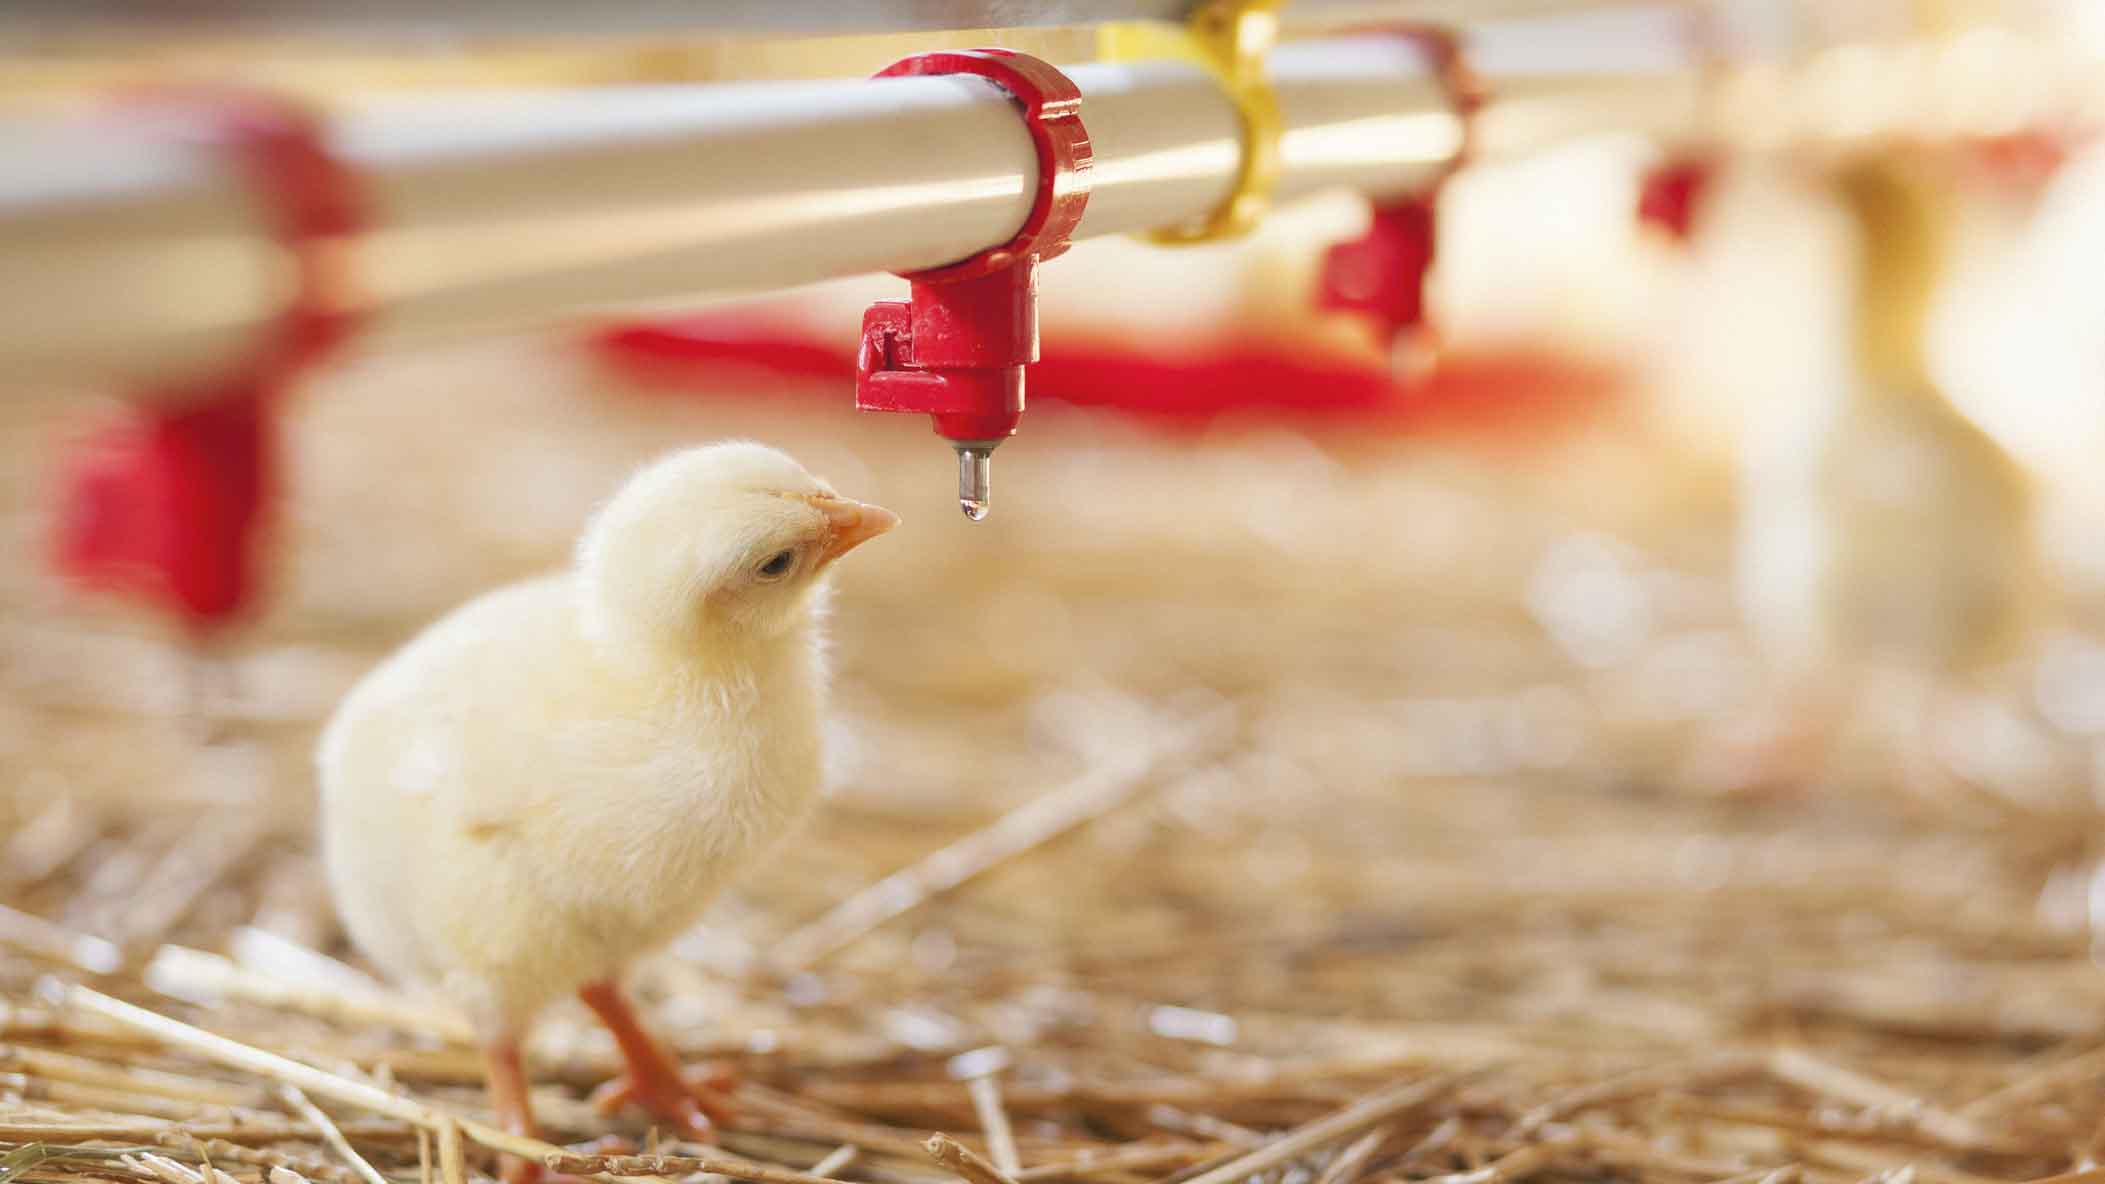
[318,442,896,1183]
[1720,151,2043,797]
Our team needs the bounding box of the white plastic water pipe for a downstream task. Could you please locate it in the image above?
[0,14,1706,392]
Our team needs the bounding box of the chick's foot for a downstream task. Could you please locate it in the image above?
[501,1159,552,1184]
[505,1162,598,1184]
[579,979,738,1137]
[587,1064,739,1136]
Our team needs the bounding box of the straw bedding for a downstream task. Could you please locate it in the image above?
[1,336,2102,1184]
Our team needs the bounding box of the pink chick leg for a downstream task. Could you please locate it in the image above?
[484,1036,544,1184]
[580,979,737,1137]
[1681,676,1849,803]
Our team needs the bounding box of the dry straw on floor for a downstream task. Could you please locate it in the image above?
[3,339,2105,1184]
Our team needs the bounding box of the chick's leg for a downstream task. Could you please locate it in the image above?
[1683,673,1850,801]
[579,979,736,1137]
[484,1036,543,1184]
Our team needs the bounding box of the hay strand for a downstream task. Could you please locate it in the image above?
[279,1085,392,1184]
[925,1135,1022,1184]
[1175,1073,1474,1184]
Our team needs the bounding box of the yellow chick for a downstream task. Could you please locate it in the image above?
[318,442,896,1181]
[1730,153,2040,789]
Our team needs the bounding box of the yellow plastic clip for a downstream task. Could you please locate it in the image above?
[1099,0,1284,244]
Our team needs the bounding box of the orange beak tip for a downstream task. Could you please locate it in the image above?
[806,493,898,561]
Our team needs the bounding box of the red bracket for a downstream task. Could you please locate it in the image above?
[55,86,366,632]
[1636,6,1726,245]
[1316,26,1483,350]
[1636,157,1715,242]
[855,49,1093,446]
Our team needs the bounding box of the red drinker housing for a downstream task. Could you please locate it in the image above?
[854,49,1093,520]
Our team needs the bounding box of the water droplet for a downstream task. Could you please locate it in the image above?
[954,444,993,522]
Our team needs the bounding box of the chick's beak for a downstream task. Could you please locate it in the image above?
[808,494,899,563]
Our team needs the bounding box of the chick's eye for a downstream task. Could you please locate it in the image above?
[756,549,797,580]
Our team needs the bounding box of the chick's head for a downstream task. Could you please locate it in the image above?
[577,441,898,652]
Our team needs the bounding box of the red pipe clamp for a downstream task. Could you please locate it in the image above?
[1637,158,1714,242]
[1635,5,1725,245]
[55,87,365,634]
[1315,26,1482,353]
[855,49,1093,520]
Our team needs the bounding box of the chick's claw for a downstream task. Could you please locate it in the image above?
[588,1064,739,1135]
[504,1163,595,1184]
